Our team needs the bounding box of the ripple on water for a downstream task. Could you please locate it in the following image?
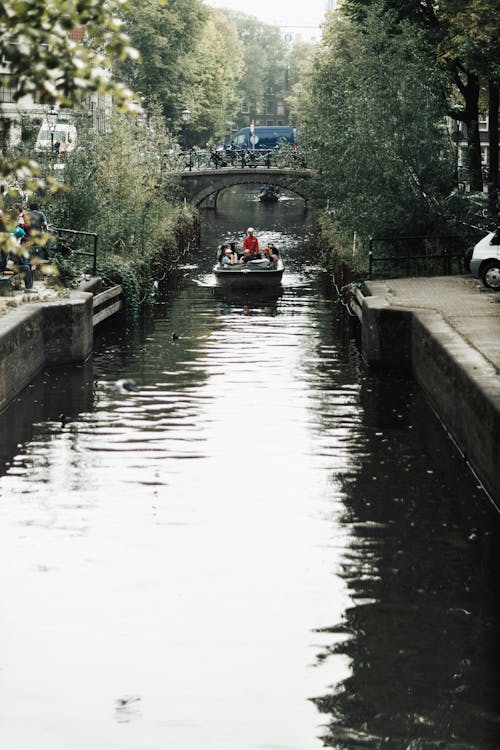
[0,198,497,750]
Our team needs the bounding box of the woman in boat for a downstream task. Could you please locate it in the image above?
[262,243,279,267]
[268,243,279,266]
[229,241,239,261]
[217,244,227,263]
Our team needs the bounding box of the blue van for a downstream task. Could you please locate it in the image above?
[231,125,297,150]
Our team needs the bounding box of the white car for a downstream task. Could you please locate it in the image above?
[468,229,500,289]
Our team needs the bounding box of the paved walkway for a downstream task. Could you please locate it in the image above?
[366,275,500,374]
[0,280,60,319]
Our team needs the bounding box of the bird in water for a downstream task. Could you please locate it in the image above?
[113,378,139,393]
[171,332,180,341]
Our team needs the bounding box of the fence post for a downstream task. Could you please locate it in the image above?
[92,234,98,276]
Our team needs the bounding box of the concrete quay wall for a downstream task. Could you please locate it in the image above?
[0,291,93,413]
[360,281,500,505]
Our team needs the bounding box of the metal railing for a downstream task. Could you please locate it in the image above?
[368,233,483,279]
[48,226,98,276]
[164,147,307,172]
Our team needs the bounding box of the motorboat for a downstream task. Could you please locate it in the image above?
[258,186,279,202]
[213,257,284,289]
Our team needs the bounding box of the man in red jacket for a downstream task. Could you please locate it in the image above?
[242,227,259,255]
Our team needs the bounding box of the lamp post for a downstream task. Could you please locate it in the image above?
[46,107,58,155]
[181,108,191,151]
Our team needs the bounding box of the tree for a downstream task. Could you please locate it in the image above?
[184,11,244,145]
[342,0,500,193]
[285,40,316,127]
[0,0,138,108]
[297,7,453,243]
[0,0,139,195]
[116,0,244,144]
[116,0,207,131]
[220,11,292,128]
[441,0,500,210]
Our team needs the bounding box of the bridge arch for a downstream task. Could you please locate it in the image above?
[179,167,312,208]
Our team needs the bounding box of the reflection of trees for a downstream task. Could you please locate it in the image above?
[311,371,500,749]
[0,362,95,478]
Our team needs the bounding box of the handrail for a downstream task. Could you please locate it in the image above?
[49,226,98,276]
[368,233,483,279]
[169,147,307,171]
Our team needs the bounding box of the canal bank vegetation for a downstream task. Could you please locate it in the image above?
[1,0,309,322]
[0,0,141,207]
[37,112,199,321]
[293,0,500,278]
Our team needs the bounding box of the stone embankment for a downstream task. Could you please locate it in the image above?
[354,275,500,506]
[0,277,121,414]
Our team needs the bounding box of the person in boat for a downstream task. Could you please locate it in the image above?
[221,246,236,266]
[268,243,279,266]
[240,246,272,268]
[262,243,279,266]
[242,227,260,257]
[259,185,279,201]
[217,244,227,263]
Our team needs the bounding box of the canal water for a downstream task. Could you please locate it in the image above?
[0,186,499,750]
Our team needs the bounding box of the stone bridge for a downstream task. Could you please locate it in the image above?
[179,167,312,208]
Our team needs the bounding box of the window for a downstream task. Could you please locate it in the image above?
[241,101,249,114]
[266,100,274,115]
[0,73,17,103]
[276,102,285,117]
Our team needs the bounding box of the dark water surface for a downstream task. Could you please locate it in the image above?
[1,186,499,749]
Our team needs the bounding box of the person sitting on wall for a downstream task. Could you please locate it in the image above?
[1,213,37,292]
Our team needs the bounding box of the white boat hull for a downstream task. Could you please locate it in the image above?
[213,258,284,289]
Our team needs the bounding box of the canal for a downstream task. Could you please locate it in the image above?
[0,186,499,750]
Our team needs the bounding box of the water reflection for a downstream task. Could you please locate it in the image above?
[0,186,498,749]
[0,362,95,482]
[309,373,500,749]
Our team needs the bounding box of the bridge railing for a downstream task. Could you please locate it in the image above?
[165,147,307,172]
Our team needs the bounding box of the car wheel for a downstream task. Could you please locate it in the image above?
[480,260,500,289]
